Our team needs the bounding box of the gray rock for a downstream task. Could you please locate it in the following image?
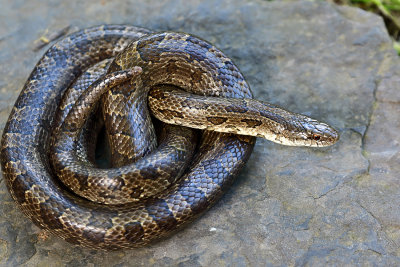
[0,0,399,266]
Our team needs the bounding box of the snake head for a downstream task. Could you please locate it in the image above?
[286,116,339,147]
[251,100,339,147]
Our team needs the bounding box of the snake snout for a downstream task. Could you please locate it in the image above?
[302,119,339,147]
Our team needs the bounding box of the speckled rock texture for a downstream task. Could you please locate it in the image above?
[0,0,399,266]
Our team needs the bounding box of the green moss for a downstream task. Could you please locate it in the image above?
[393,40,400,54]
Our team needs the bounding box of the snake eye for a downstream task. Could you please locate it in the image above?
[312,134,321,141]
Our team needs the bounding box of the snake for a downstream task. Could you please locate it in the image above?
[0,25,339,250]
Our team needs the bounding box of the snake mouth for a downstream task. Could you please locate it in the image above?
[300,120,340,147]
[270,118,339,147]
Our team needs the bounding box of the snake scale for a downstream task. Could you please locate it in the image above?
[0,25,339,250]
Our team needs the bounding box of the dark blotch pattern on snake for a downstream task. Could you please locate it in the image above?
[0,25,338,250]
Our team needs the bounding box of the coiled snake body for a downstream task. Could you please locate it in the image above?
[0,25,338,250]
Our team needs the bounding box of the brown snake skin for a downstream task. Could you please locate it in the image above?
[0,25,338,250]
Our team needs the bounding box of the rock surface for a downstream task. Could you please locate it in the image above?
[0,0,399,266]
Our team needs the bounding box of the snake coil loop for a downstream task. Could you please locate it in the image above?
[0,25,338,250]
